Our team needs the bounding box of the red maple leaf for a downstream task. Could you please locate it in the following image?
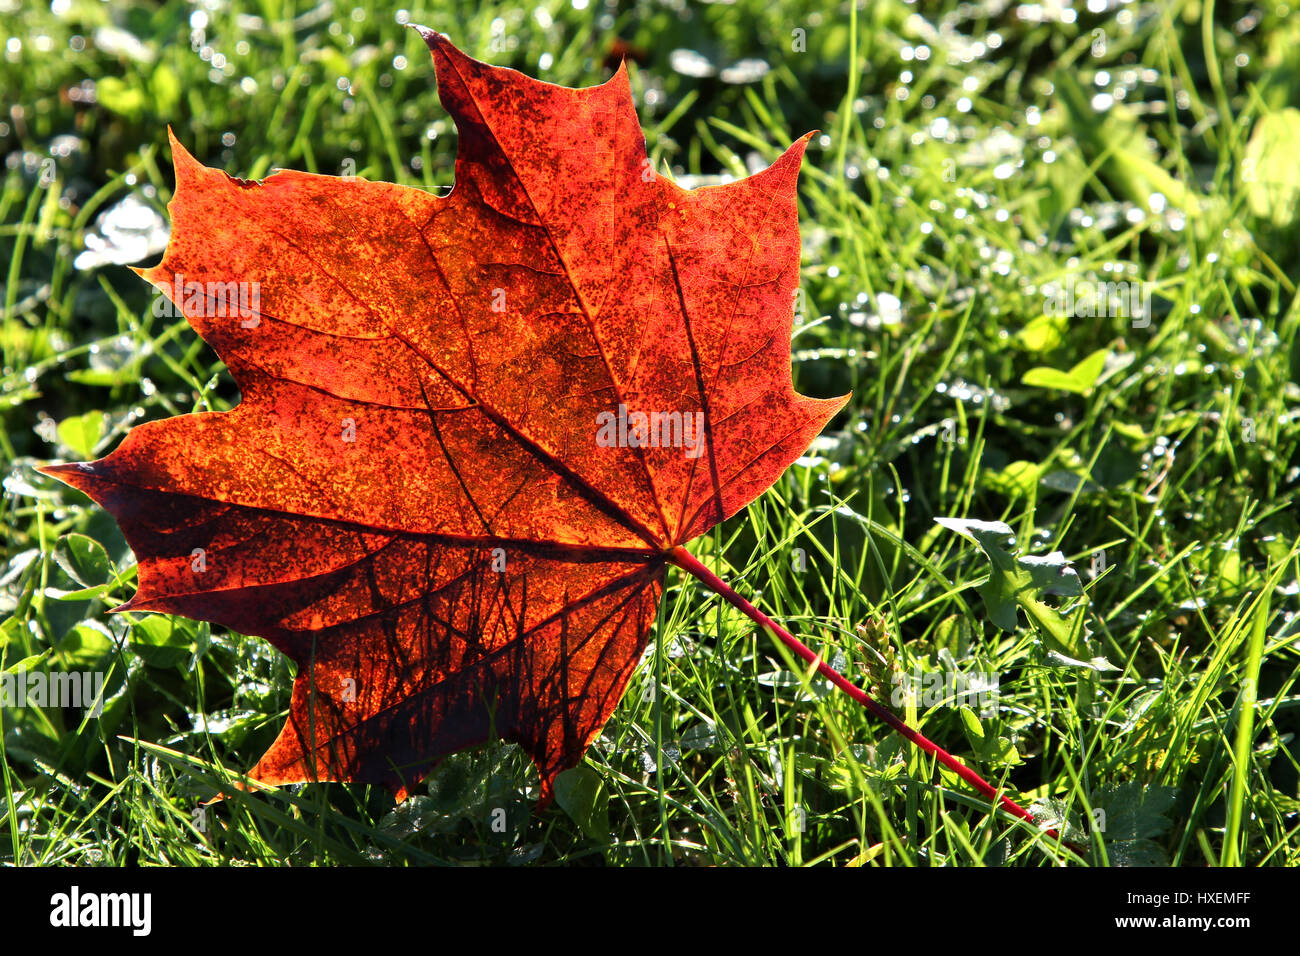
[44,30,1050,836]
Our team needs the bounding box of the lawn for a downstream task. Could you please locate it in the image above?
[2,0,1299,866]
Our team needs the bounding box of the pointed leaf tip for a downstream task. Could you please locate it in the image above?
[38,460,95,479]
[409,23,444,48]
[165,129,204,184]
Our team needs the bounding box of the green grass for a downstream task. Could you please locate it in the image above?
[3,0,1300,866]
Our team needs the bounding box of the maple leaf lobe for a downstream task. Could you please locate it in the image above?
[41,34,848,802]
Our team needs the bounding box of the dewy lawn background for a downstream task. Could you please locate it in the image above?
[1,0,1299,867]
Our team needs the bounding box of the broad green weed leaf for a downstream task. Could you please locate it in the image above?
[1244,107,1300,227]
[935,517,1098,661]
[1021,348,1108,394]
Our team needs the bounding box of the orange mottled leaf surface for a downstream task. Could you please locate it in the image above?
[42,30,848,802]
